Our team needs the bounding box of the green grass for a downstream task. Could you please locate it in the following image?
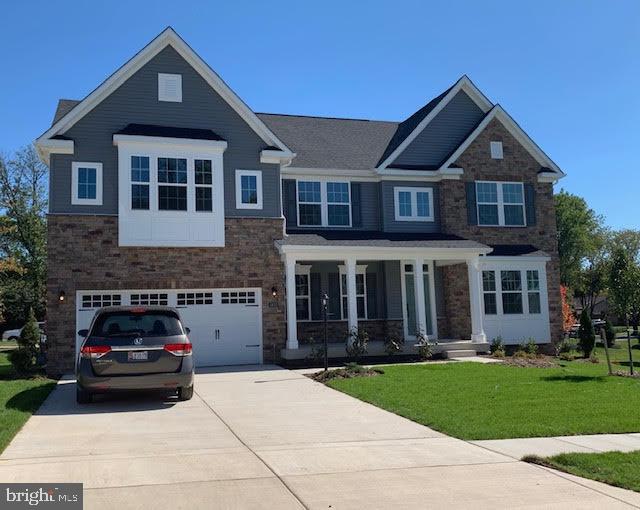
[526,451,640,493]
[328,344,640,440]
[0,352,56,453]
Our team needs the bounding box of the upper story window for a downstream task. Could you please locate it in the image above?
[297,180,351,227]
[394,187,434,222]
[490,141,503,159]
[71,162,102,206]
[476,181,525,227]
[158,73,182,102]
[158,158,187,210]
[195,160,213,212]
[235,170,263,210]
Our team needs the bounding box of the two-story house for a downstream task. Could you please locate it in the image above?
[37,28,564,375]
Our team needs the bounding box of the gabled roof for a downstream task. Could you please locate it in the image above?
[37,27,293,157]
[376,75,493,171]
[52,99,80,124]
[438,105,565,178]
[258,113,398,170]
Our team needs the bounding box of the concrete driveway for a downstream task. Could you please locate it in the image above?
[1,366,639,509]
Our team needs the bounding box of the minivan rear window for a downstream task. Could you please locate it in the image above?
[90,311,183,338]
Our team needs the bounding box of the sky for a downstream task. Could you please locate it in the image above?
[1,0,638,229]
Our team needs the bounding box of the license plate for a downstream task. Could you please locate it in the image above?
[128,351,148,361]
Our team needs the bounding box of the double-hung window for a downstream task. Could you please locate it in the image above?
[158,158,187,211]
[482,271,497,315]
[235,170,263,209]
[131,156,150,210]
[339,266,367,320]
[72,162,102,206]
[476,181,525,226]
[527,270,541,314]
[297,180,351,227]
[295,266,311,321]
[501,270,523,314]
[195,159,213,212]
[394,187,434,221]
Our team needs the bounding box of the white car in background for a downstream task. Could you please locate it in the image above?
[2,322,46,342]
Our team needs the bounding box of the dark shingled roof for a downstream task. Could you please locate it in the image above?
[487,244,547,257]
[114,123,225,141]
[277,230,490,250]
[258,113,398,170]
[52,99,80,124]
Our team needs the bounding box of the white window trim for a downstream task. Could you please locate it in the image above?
[71,162,103,206]
[480,267,543,317]
[338,264,368,320]
[476,181,526,227]
[295,178,352,227]
[158,73,182,102]
[194,159,214,212]
[295,264,312,322]
[235,170,263,210]
[490,141,503,159]
[393,186,434,222]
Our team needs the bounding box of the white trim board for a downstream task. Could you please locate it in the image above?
[438,105,565,180]
[36,27,293,160]
[376,75,493,171]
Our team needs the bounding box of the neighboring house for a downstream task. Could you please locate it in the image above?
[36,28,564,375]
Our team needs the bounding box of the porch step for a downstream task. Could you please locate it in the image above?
[442,349,477,359]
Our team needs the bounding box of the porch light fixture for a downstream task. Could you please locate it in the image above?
[58,290,66,302]
[271,286,278,297]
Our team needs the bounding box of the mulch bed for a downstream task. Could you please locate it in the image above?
[499,355,558,368]
[308,366,384,383]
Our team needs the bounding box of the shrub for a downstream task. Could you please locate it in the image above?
[346,328,368,362]
[513,343,528,358]
[604,320,616,348]
[415,331,433,360]
[383,332,404,356]
[578,309,596,358]
[556,339,573,355]
[525,338,538,356]
[9,308,40,374]
[490,336,505,356]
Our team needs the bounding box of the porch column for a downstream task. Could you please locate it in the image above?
[285,257,298,350]
[413,257,427,337]
[345,257,358,341]
[467,257,486,343]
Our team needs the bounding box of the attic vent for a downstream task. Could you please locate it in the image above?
[158,73,182,102]
[490,141,503,159]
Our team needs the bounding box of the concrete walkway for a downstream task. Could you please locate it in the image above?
[473,433,640,459]
[1,366,639,509]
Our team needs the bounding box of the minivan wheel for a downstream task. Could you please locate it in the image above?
[178,385,193,401]
[76,386,93,404]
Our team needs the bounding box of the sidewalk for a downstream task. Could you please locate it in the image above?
[473,433,640,459]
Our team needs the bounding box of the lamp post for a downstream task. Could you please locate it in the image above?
[321,293,329,371]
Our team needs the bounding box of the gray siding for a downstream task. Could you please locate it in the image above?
[381,181,440,233]
[393,90,484,168]
[50,46,280,217]
[281,179,380,231]
[384,261,403,319]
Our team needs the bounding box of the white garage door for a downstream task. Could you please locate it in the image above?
[75,288,262,367]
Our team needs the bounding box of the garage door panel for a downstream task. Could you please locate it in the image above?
[75,288,262,367]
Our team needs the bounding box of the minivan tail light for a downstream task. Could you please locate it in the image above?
[164,343,192,356]
[80,345,111,359]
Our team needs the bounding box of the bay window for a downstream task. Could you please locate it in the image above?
[481,268,544,316]
[158,158,187,211]
[476,181,525,226]
[195,159,213,212]
[482,270,497,315]
[297,180,351,227]
[131,156,149,210]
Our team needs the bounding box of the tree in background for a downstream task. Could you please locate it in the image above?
[0,146,47,327]
[555,190,605,291]
[8,308,40,374]
[608,247,640,375]
[577,309,595,358]
[610,230,640,332]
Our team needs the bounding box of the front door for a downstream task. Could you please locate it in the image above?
[401,262,436,340]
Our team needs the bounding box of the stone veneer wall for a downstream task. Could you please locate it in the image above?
[439,118,562,343]
[297,320,404,344]
[46,215,286,375]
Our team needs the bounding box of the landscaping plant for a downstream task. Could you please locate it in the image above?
[577,309,595,358]
[525,338,538,356]
[8,308,40,374]
[383,332,404,356]
[415,330,432,360]
[490,336,505,357]
[346,327,368,362]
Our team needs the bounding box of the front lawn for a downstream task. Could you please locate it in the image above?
[327,350,640,440]
[526,451,640,493]
[0,352,56,453]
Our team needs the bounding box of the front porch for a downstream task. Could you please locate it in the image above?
[276,234,495,361]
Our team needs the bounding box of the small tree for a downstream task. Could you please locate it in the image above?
[346,328,368,362]
[604,320,616,348]
[560,286,574,336]
[8,308,40,373]
[577,309,595,358]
